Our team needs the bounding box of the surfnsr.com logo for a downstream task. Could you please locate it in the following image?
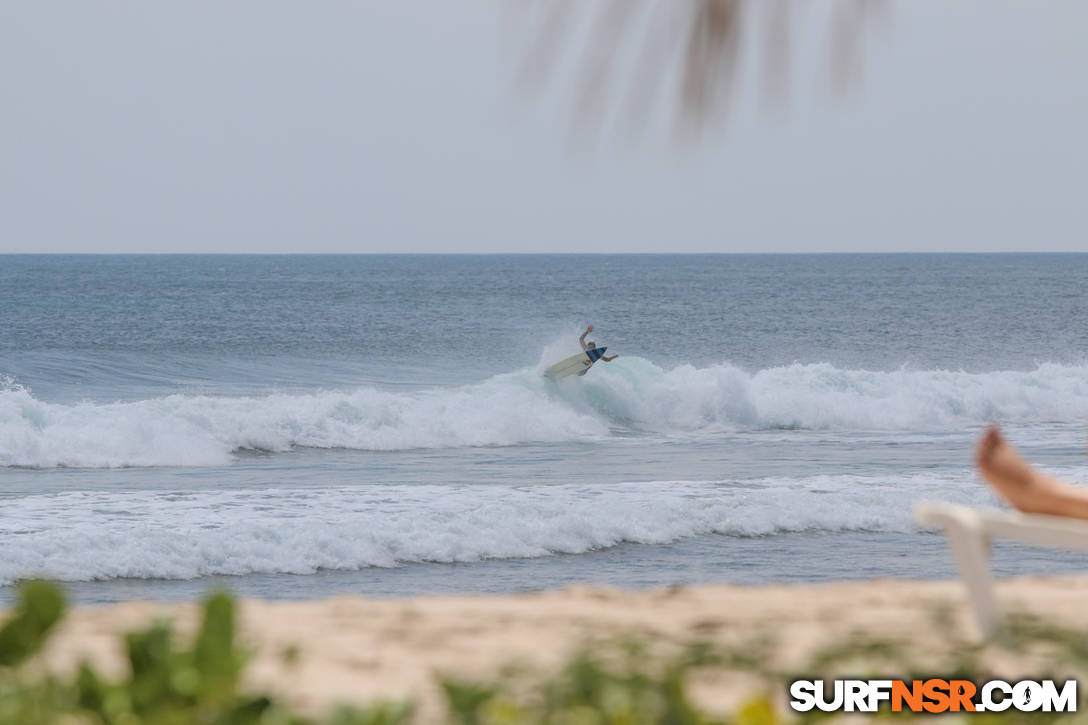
[789,679,1077,713]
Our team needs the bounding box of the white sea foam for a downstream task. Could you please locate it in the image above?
[0,471,1026,585]
[3,360,1088,468]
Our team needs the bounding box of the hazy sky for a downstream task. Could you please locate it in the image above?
[2,1,1085,253]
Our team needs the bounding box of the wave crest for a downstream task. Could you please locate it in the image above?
[3,360,1088,468]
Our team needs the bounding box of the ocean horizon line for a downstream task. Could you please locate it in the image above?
[3,251,1086,257]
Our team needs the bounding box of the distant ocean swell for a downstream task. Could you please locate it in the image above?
[3,360,1088,468]
[0,473,1025,585]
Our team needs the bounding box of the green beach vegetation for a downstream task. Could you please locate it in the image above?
[2,581,1087,724]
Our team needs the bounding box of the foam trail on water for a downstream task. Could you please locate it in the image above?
[4,360,1088,468]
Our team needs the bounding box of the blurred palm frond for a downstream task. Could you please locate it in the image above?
[513,0,888,139]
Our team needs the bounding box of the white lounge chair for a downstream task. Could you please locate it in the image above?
[914,501,1088,637]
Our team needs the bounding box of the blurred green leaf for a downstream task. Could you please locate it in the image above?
[442,679,498,725]
[194,591,244,701]
[0,581,65,667]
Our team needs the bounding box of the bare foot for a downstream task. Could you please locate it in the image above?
[976,426,1088,519]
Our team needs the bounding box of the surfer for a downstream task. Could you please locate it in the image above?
[579,325,619,362]
[976,426,1088,519]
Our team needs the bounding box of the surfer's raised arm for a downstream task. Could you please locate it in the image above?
[579,324,594,350]
[546,324,613,379]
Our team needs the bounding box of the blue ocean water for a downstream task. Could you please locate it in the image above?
[3,254,1088,604]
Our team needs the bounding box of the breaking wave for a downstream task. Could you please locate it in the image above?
[3,359,1088,468]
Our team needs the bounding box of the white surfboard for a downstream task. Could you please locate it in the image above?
[544,347,608,379]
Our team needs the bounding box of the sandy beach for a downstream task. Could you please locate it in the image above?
[28,575,1088,718]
